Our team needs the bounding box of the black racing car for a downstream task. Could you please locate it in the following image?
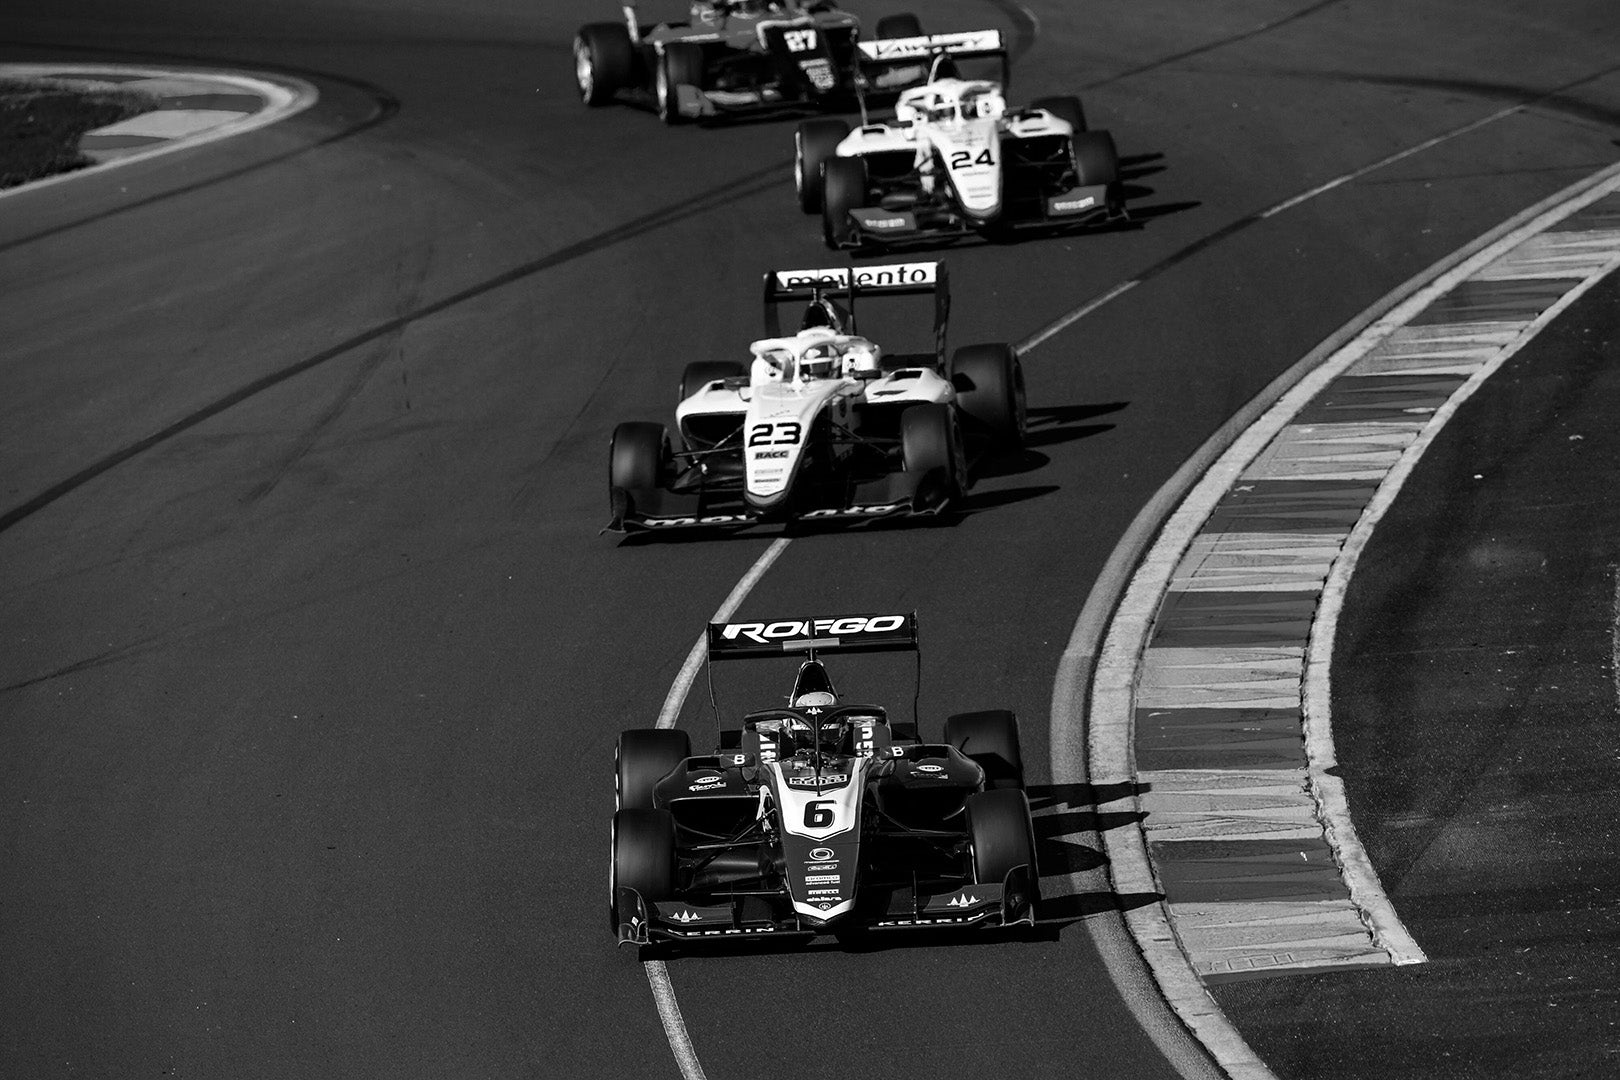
[573,1,932,124]
[611,612,1038,946]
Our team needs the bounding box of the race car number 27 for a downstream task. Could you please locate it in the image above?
[748,421,802,447]
[784,29,818,53]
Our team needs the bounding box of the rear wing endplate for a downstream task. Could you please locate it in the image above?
[706,613,920,661]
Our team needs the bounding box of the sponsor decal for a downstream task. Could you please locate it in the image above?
[1052,195,1096,213]
[644,514,753,528]
[753,449,790,459]
[857,30,1003,61]
[915,763,945,773]
[807,888,841,897]
[865,216,907,229]
[773,262,937,291]
[806,874,840,884]
[807,862,837,872]
[688,779,726,791]
[671,909,702,923]
[801,59,835,90]
[786,773,848,787]
[808,847,836,861]
[720,615,907,645]
[946,892,980,908]
[801,503,905,518]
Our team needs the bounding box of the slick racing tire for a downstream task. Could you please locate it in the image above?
[945,709,1025,790]
[1072,130,1120,187]
[1030,94,1087,133]
[617,728,691,811]
[820,156,868,249]
[678,360,745,405]
[949,342,1027,450]
[609,421,672,520]
[656,43,704,125]
[795,119,851,214]
[964,789,1038,892]
[874,13,924,39]
[900,402,966,506]
[611,808,677,933]
[575,23,635,106]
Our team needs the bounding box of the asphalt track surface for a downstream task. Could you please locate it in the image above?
[2,2,1618,1077]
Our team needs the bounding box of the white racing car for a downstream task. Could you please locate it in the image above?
[606,260,1026,532]
[793,30,1126,248]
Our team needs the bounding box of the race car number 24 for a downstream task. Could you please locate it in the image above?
[748,421,802,447]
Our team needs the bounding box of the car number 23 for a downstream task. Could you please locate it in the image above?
[748,421,802,447]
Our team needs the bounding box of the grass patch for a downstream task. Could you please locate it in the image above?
[0,78,160,190]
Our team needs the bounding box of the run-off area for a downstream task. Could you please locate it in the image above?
[1215,271,1620,1079]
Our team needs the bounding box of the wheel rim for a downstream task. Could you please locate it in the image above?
[656,58,671,118]
[575,42,594,101]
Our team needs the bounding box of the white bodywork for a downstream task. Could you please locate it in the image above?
[673,326,952,508]
[766,755,871,921]
[834,77,1076,221]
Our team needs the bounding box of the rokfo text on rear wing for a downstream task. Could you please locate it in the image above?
[706,613,920,660]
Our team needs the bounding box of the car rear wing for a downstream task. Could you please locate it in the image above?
[707,613,919,661]
[762,262,949,366]
[856,29,1010,85]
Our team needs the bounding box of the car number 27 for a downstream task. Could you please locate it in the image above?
[748,421,802,447]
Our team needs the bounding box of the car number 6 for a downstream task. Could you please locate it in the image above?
[804,800,836,829]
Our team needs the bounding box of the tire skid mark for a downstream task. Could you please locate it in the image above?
[0,158,789,536]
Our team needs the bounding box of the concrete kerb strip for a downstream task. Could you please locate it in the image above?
[0,63,318,201]
[1064,157,1620,1080]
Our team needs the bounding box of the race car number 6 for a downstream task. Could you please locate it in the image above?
[804,800,836,828]
[748,421,802,447]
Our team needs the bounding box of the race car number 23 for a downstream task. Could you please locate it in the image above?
[748,421,802,447]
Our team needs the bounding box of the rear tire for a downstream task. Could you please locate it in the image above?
[1030,94,1086,133]
[949,343,1026,449]
[657,43,705,125]
[795,119,851,214]
[575,23,635,106]
[609,422,671,517]
[611,808,677,932]
[945,709,1025,790]
[964,789,1037,887]
[616,728,691,811]
[874,13,924,39]
[820,156,867,249]
[900,403,965,506]
[1072,130,1119,187]
[678,361,745,405]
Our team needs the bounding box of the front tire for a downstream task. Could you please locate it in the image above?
[1072,130,1119,187]
[901,403,965,507]
[616,728,691,811]
[609,421,671,519]
[949,343,1026,450]
[611,808,677,933]
[945,709,1025,790]
[964,789,1037,889]
[575,23,635,106]
[820,156,867,249]
[795,119,850,214]
[656,43,705,125]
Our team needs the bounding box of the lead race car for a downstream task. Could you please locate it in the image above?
[611,612,1038,946]
[573,1,936,124]
[606,259,1026,532]
[793,30,1126,248]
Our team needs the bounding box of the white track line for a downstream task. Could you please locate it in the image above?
[643,536,791,1080]
[0,64,318,203]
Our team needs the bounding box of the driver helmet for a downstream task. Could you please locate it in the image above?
[799,341,841,380]
[842,340,880,378]
[791,660,838,708]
